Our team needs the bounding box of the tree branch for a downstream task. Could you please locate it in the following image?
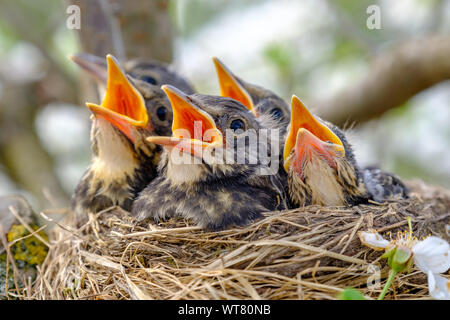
[109,0,173,62]
[313,36,450,127]
[68,0,118,58]
[69,0,173,102]
[70,0,173,62]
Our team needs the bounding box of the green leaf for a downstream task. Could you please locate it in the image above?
[338,288,366,300]
[381,248,394,260]
[390,247,412,273]
[383,247,396,268]
[393,248,411,264]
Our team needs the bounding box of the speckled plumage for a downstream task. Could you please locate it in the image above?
[131,93,287,230]
[363,166,409,202]
[71,117,160,224]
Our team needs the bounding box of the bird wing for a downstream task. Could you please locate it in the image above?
[363,167,409,202]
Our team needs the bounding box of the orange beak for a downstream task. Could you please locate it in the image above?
[85,54,150,142]
[283,95,345,172]
[212,57,258,117]
[146,85,223,158]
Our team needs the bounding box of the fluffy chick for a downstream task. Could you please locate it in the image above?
[131,85,287,230]
[283,96,408,207]
[71,55,161,224]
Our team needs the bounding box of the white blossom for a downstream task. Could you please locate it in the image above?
[412,236,450,274]
[359,230,450,300]
[358,230,390,250]
[428,271,450,300]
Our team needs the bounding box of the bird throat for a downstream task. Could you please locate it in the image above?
[289,153,346,206]
[91,118,139,177]
[89,118,140,203]
[71,119,160,222]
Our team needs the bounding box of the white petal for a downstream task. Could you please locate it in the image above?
[358,231,389,250]
[427,271,450,300]
[412,236,450,274]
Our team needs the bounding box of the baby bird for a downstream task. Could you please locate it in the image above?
[131,85,286,230]
[212,57,290,132]
[283,96,408,207]
[213,57,290,186]
[71,55,187,224]
[283,95,366,207]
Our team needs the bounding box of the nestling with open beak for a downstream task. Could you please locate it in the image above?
[70,55,191,225]
[131,85,287,230]
[212,57,290,132]
[283,96,408,207]
[213,57,290,190]
[283,95,366,206]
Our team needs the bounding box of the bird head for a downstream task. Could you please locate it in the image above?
[70,53,199,139]
[147,85,266,182]
[69,53,195,93]
[282,96,367,206]
[85,54,152,147]
[70,55,172,219]
[124,59,195,95]
[283,95,346,178]
[212,57,290,128]
[122,59,195,138]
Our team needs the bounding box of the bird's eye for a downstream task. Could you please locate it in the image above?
[230,119,245,131]
[270,108,283,119]
[156,106,168,121]
[141,75,157,85]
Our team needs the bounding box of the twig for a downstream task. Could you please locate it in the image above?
[9,206,49,247]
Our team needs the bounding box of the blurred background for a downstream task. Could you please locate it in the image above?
[0,0,449,212]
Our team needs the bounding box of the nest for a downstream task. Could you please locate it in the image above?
[16,179,450,300]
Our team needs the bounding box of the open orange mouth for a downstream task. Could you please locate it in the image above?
[146,85,223,158]
[283,95,345,172]
[85,54,149,141]
[212,57,258,117]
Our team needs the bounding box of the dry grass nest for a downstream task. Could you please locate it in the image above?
[19,179,450,300]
